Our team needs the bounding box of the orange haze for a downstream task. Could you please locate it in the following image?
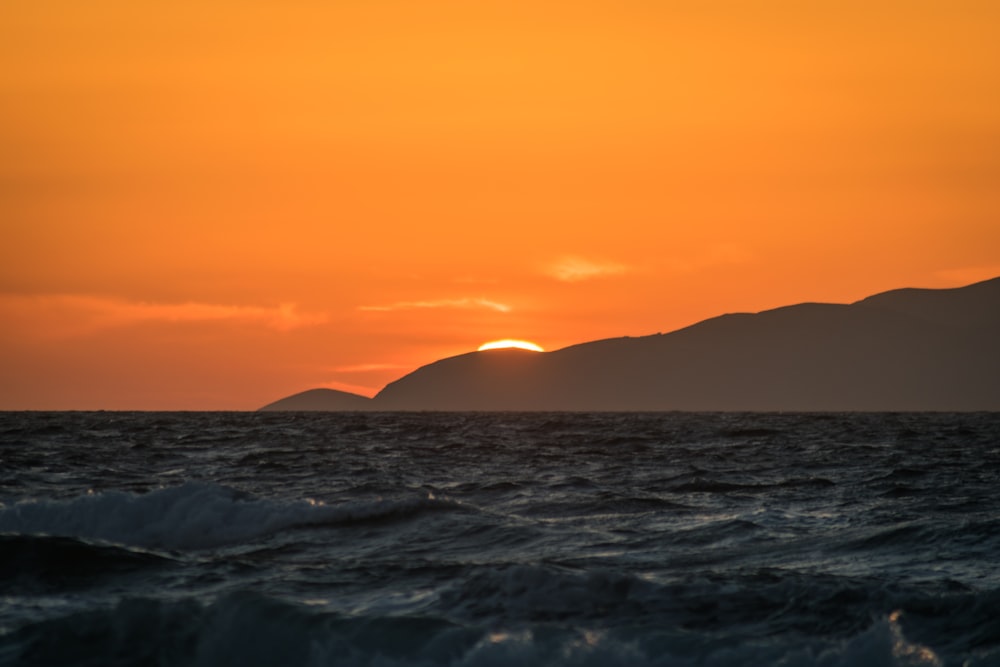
[2,1,999,409]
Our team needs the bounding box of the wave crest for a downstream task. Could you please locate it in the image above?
[0,482,458,550]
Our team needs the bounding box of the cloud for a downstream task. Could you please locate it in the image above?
[320,381,377,398]
[933,265,1000,286]
[359,298,511,313]
[0,294,328,336]
[546,257,628,282]
[104,300,328,330]
[332,362,409,373]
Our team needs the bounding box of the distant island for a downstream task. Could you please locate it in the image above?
[260,276,1000,411]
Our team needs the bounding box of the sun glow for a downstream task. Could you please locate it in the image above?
[478,339,544,352]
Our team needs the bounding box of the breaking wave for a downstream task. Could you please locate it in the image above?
[0,482,460,550]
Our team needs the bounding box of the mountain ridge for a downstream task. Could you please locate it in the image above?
[260,276,1000,411]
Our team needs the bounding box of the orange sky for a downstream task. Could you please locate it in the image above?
[2,0,999,409]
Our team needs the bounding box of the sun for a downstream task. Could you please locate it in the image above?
[478,339,544,352]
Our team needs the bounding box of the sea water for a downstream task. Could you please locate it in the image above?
[0,411,998,666]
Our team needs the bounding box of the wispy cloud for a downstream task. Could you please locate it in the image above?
[107,300,328,330]
[546,257,629,282]
[0,294,328,335]
[359,298,511,313]
[319,381,377,398]
[332,362,409,373]
[934,265,1000,286]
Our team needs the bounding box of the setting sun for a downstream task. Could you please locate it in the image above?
[478,340,545,352]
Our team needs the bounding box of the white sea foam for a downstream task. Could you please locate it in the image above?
[0,482,452,550]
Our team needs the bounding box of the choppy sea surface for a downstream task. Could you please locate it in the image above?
[1,412,998,667]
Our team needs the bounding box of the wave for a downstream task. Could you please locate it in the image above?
[670,477,836,494]
[0,482,461,550]
[836,517,1000,557]
[5,590,990,667]
[0,534,173,593]
[435,563,1000,646]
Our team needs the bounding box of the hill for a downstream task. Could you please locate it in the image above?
[261,277,1000,411]
[259,388,372,411]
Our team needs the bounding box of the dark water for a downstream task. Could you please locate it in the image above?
[1,412,999,666]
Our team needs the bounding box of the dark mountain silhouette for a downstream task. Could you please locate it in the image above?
[260,276,1000,411]
[259,388,373,411]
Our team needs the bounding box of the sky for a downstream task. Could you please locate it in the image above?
[2,0,999,410]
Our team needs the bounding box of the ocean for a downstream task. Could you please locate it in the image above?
[1,411,998,666]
